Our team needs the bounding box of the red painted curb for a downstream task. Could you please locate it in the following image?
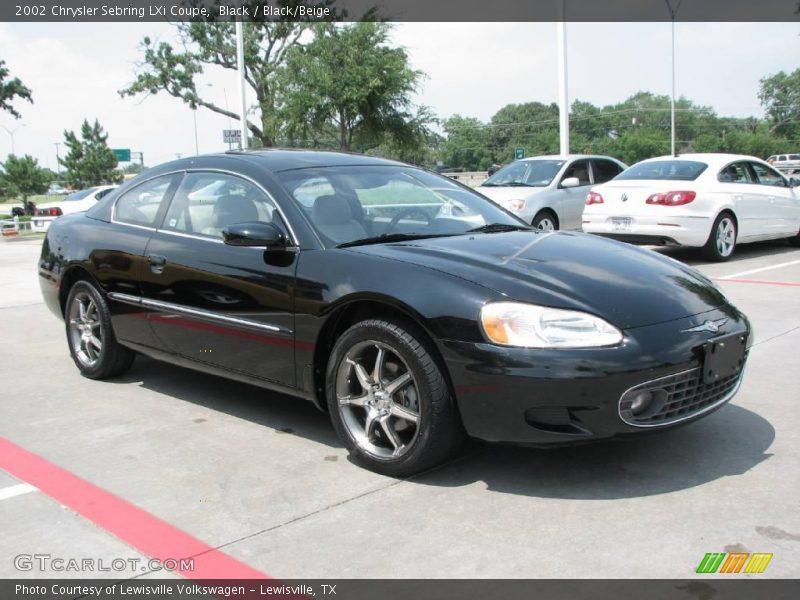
[0,437,269,580]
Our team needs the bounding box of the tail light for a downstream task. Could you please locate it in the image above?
[586,192,604,205]
[646,191,696,206]
[39,207,63,217]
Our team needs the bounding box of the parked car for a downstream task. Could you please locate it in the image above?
[47,183,69,196]
[39,151,751,475]
[582,153,800,261]
[478,155,627,231]
[32,185,118,232]
[766,154,800,174]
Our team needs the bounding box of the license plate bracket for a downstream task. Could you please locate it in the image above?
[703,333,746,384]
[611,217,632,232]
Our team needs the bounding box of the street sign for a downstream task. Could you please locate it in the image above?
[223,129,242,144]
[112,148,131,162]
[514,147,525,160]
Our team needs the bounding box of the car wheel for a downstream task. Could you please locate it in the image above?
[702,212,737,261]
[532,210,558,231]
[788,228,800,247]
[65,280,135,379]
[326,319,464,477]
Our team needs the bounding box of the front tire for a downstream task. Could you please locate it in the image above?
[532,210,558,231]
[702,212,737,261]
[326,319,464,477]
[65,280,135,379]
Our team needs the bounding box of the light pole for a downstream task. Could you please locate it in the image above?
[235,20,249,150]
[193,108,199,155]
[54,142,61,176]
[1,123,26,155]
[665,0,682,156]
[557,19,569,157]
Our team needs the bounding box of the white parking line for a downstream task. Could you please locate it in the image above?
[719,259,800,280]
[0,482,37,501]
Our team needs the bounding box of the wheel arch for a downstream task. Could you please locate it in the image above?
[311,296,456,413]
[58,265,100,316]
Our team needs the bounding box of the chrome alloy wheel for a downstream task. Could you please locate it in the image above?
[67,292,104,368]
[716,217,736,257]
[336,341,421,459]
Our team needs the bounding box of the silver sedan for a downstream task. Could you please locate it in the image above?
[478,154,627,230]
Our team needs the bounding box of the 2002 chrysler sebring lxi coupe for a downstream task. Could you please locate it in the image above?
[38,151,751,475]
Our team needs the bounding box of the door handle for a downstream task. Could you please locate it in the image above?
[148,254,166,274]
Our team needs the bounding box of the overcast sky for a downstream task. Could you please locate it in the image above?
[0,21,798,170]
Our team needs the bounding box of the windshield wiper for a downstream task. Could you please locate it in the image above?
[500,181,537,187]
[467,223,533,234]
[337,232,457,248]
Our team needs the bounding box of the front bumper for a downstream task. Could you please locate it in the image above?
[441,308,750,445]
[582,214,710,247]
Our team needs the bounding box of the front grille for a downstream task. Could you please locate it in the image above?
[619,361,745,427]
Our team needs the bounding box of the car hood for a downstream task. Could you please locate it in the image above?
[477,186,546,202]
[349,231,728,329]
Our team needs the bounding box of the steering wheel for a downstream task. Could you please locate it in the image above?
[387,207,432,232]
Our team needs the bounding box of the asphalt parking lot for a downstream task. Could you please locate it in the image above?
[0,235,798,580]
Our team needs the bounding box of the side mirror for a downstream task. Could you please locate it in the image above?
[561,177,580,189]
[222,222,287,248]
[790,177,800,188]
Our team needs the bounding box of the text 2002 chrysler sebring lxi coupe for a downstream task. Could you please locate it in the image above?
[38,151,751,475]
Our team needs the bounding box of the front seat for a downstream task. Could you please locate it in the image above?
[312,195,367,245]
[203,195,260,236]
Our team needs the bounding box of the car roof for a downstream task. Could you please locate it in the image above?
[163,149,407,173]
[519,154,620,162]
[639,153,765,167]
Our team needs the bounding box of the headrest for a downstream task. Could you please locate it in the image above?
[312,195,353,225]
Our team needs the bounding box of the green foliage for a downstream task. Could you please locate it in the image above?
[439,116,494,171]
[278,23,430,152]
[60,119,122,188]
[0,60,32,119]
[0,154,50,209]
[758,69,800,139]
[119,4,350,147]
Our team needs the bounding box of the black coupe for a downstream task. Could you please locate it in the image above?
[38,151,751,475]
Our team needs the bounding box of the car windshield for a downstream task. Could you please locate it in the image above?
[616,160,708,181]
[277,165,526,247]
[63,188,95,201]
[482,160,565,187]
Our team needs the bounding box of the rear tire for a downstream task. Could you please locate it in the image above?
[326,318,464,477]
[65,280,135,379]
[702,212,737,261]
[532,210,558,231]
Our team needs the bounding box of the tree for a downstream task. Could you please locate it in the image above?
[439,116,495,171]
[0,154,49,211]
[278,22,429,152]
[0,60,32,118]
[758,69,800,139]
[60,119,122,188]
[119,2,352,148]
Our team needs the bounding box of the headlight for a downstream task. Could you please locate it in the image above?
[502,199,526,212]
[480,302,623,348]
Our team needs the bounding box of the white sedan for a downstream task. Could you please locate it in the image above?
[32,185,118,232]
[582,153,800,261]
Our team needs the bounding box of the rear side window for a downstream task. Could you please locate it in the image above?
[592,159,623,184]
[114,175,179,227]
[616,160,708,181]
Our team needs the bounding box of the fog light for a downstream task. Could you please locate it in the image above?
[629,391,653,415]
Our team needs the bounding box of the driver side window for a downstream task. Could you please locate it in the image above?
[162,173,285,240]
[562,160,591,186]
